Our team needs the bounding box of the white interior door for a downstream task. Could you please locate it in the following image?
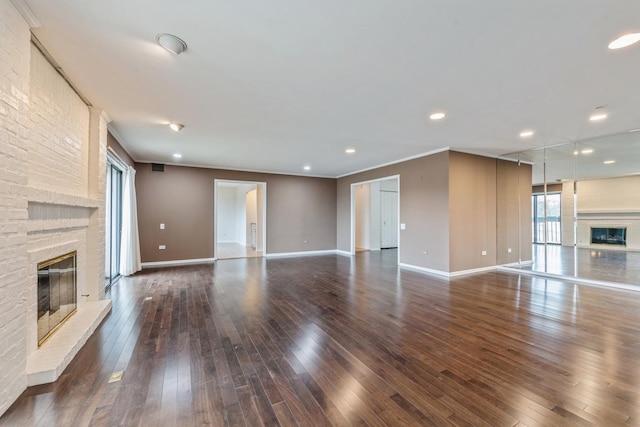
[380,190,398,248]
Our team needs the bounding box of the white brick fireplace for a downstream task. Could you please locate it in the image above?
[0,2,112,415]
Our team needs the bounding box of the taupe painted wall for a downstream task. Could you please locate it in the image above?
[449,152,497,272]
[496,159,532,265]
[337,151,450,272]
[136,164,336,262]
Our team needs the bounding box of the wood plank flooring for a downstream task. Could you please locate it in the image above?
[2,250,640,426]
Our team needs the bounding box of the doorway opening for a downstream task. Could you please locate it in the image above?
[350,175,400,262]
[214,180,267,259]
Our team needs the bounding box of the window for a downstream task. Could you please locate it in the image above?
[532,193,561,244]
[105,159,123,289]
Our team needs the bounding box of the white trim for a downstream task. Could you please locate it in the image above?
[10,0,41,28]
[107,147,129,171]
[449,265,497,277]
[399,263,451,278]
[497,266,640,293]
[399,263,497,278]
[336,250,353,257]
[501,259,533,268]
[337,147,449,178]
[141,257,216,268]
[265,250,338,258]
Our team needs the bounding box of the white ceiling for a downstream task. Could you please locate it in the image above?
[23,1,640,178]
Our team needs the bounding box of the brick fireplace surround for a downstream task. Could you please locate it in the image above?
[0,1,112,416]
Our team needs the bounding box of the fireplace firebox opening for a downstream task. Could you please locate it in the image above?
[37,251,77,347]
[590,227,627,246]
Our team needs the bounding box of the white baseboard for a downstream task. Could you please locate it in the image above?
[336,250,353,257]
[449,265,497,277]
[399,263,497,278]
[141,257,216,268]
[398,263,451,278]
[265,250,339,258]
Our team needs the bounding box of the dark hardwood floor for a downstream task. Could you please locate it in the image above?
[3,250,640,426]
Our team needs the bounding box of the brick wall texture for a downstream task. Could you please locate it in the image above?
[0,1,107,415]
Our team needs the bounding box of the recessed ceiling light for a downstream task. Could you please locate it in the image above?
[581,149,594,154]
[589,113,608,121]
[303,165,311,171]
[345,148,356,154]
[156,33,188,55]
[604,160,616,164]
[608,33,640,50]
[573,150,579,155]
[519,130,534,138]
[429,112,446,120]
[169,123,184,131]
[173,153,182,159]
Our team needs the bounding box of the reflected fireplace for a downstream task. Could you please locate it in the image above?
[590,227,627,246]
[37,252,77,346]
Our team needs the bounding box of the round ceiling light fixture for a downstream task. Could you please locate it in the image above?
[589,105,608,122]
[429,112,446,120]
[169,123,184,131]
[345,148,356,154]
[156,33,188,55]
[519,130,534,138]
[608,33,640,50]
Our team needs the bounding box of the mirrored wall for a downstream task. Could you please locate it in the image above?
[499,129,640,287]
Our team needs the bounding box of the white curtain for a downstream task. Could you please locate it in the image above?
[119,166,141,276]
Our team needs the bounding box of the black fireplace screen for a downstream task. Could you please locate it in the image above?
[37,252,77,346]
[590,227,627,246]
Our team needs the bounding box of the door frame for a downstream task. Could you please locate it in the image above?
[350,174,400,263]
[214,179,267,259]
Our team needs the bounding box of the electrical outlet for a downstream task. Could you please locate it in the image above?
[400,223,406,230]
[160,223,165,230]
[481,250,487,256]
[159,245,166,250]
[508,248,512,253]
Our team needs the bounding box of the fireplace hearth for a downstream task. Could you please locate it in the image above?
[37,252,77,346]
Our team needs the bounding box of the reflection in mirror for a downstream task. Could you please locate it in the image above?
[573,132,640,284]
[500,129,640,287]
